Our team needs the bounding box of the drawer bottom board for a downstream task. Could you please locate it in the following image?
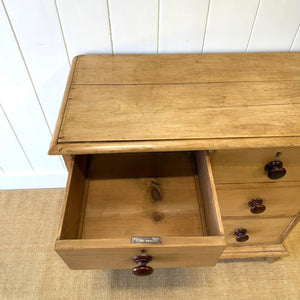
[81,153,204,239]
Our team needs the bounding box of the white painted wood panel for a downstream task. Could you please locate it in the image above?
[159,0,209,53]
[56,0,112,59]
[3,0,70,132]
[0,1,65,174]
[291,25,300,51]
[1,1,300,189]
[0,105,32,174]
[109,0,158,53]
[203,0,259,53]
[248,0,300,52]
[0,173,67,190]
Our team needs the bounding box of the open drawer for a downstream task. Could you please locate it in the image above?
[55,151,225,271]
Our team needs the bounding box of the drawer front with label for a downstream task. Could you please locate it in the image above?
[55,151,225,270]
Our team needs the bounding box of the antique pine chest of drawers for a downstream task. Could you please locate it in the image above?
[49,53,300,275]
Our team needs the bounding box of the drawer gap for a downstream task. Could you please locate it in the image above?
[76,156,91,239]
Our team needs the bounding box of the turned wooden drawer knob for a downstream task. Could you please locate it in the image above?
[248,198,266,214]
[264,160,286,180]
[234,228,249,242]
[132,255,153,276]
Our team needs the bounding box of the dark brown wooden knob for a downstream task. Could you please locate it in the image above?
[264,160,286,180]
[132,255,153,276]
[248,198,266,214]
[234,228,249,242]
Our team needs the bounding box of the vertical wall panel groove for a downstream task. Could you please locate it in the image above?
[1,1,53,138]
[56,0,112,59]
[106,0,114,54]
[157,0,161,54]
[3,0,70,133]
[245,0,262,52]
[290,24,300,51]
[248,0,300,52]
[0,1,65,173]
[54,0,71,66]
[0,1,299,189]
[201,0,211,53]
[0,105,33,173]
[159,0,210,54]
[109,0,159,54]
[203,0,260,53]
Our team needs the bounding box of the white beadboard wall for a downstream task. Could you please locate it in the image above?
[0,0,299,189]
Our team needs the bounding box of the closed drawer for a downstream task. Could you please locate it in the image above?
[210,148,300,184]
[55,151,225,270]
[223,217,292,245]
[217,182,300,217]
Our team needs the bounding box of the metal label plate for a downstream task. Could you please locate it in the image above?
[131,236,161,244]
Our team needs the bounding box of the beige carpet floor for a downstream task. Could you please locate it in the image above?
[0,189,299,300]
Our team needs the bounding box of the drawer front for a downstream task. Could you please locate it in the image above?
[55,237,225,270]
[223,217,292,245]
[56,151,225,270]
[217,183,300,217]
[210,148,300,184]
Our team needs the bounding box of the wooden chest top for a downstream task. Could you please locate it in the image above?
[49,53,300,155]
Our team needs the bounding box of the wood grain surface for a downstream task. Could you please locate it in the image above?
[73,53,300,84]
[1,189,300,299]
[55,237,226,270]
[216,182,300,217]
[56,151,227,269]
[223,217,292,245]
[57,81,300,143]
[211,148,300,183]
[48,53,300,155]
[220,244,288,259]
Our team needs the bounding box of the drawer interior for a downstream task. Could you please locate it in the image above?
[60,151,222,241]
